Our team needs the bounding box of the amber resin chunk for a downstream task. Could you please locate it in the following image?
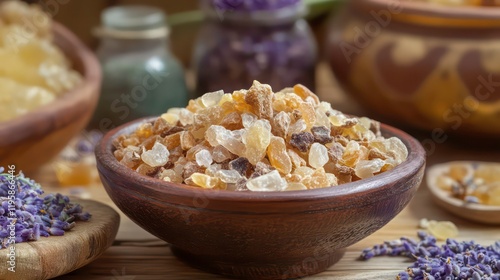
[114,81,408,191]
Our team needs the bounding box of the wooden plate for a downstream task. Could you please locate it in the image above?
[0,199,119,280]
[427,162,500,225]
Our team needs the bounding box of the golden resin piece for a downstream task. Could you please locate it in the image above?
[427,220,459,241]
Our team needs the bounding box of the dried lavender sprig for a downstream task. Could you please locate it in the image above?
[0,167,91,249]
[360,231,500,280]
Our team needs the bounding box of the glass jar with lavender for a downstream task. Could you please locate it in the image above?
[90,6,189,131]
[192,0,317,97]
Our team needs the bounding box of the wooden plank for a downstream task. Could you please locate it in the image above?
[0,200,120,280]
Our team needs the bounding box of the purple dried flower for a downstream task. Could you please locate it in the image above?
[1,168,91,249]
[49,227,65,236]
[397,271,410,280]
[360,232,500,279]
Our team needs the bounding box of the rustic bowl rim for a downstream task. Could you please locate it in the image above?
[0,22,101,146]
[351,0,500,22]
[96,116,426,203]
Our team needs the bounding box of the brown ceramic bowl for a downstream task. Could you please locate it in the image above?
[328,0,500,138]
[0,22,101,173]
[95,118,426,280]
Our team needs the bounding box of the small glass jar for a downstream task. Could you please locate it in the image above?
[90,6,189,131]
[192,0,317,97]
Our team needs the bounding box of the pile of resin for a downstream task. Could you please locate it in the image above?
[113,81,408,192]
[0,0,82,122]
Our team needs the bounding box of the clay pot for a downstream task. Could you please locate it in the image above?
[95,117,426,280]
[328,0,500,138]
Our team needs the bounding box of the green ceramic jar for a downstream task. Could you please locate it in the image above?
[90,6,189,131]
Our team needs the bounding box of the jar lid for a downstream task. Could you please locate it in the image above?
[94,6,170,39]
[200,0,308,25]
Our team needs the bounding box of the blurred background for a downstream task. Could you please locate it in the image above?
[25,0,338,65]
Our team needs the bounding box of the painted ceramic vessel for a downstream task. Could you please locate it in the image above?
[328,0,500,138]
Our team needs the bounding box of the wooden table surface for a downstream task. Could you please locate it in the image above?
[29,64,500,280]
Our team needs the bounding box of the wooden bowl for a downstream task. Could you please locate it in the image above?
[427,161,500,225]
[95,118,426,280]
[328,0,500,138]
[0,22,101,173]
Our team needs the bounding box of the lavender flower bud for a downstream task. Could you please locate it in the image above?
[49,227,65,236]
[1,169,91,247]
